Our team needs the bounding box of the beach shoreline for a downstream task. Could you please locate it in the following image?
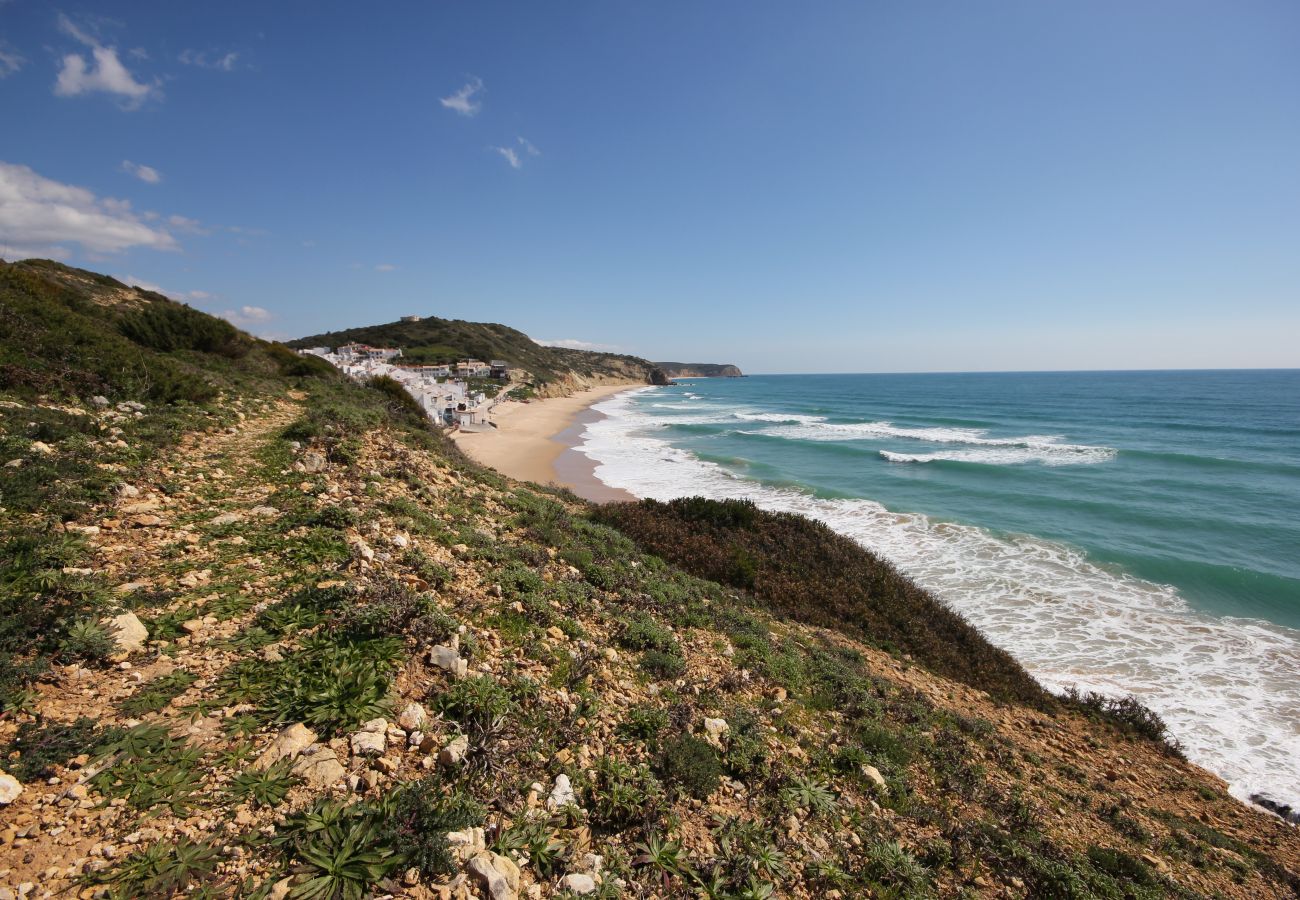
[450,383,641,503]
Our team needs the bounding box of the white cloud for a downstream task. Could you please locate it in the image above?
[492,146,522,169]
[53,14,157,107]
[375,263,397,272]
[0,161,178,256]
[187,289,211,300]
[536,338,620,352]
[440,76,483,116]
[178,48,239,71]
[0,42,23,78]
[219,305,273,329]
[518,136,540,157]
[120,159,161,184]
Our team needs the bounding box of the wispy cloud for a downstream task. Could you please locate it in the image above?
[535,338,620,352]
[120,159,161,184]
[491,136,541,170]
[0,161,178,256]
[375,263,397,272]
[167,214,209,234]
[492,146,521,169]
[440,76,483,116]
[0,41,24,78]
[53,14,158,108]
[178,48,240,71]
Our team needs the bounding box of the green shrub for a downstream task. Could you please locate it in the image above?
[585,756,664,834]
[1063,689,1184,758]
[638,650,687,680]
[98,838,221,898]
[119,299,247,357]
[3,717,112,781]
[595,497,1049,706]
[58,618,116,663]
[656,734,721,799]
[381,776,486,877]
[1085,846,1156,886]
[433,676,516,738]
[617,613,677,653]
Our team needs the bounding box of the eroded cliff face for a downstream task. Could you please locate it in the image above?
[529,369,649,399]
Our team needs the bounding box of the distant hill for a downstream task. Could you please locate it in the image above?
[290,316,657,394]
[654,362,744,378]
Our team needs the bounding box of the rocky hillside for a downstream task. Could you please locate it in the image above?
[653,363,744,378]
[1,260,1298,899]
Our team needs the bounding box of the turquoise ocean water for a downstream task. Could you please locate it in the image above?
[576,371,1300,808]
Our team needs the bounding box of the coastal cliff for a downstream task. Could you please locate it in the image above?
[654,361,745,378]
[1,258,1297,899]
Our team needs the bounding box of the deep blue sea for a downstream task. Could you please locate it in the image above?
[576,370,1300,808]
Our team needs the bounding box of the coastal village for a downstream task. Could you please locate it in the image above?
[299,341,510,432]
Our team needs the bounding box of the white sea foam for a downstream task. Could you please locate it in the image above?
[880,446,1116,466]
[733,411,828,424]
[577,389,1300,811]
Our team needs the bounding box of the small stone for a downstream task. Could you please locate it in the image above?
[466,852,520,900]
[106,612,148,653]
[430,644,468,678]
[292,747,346,788]
[299,450,327,473]
[702,717,729,748]
[439,735,469,767]
[561,873,597,895]
[0,772,23,805]
[547,773,576,811]
[374,757,399,774]
[30,441,55,456]
[91,395,110,408]
[268,876,293,900]
[209,512,243,527]
[602,647,618,662]
[862,765,887,791]
[250,506,278,517]
[397,701,428,732]
[255,723,318,770]
[446,827,486,861]
[181,619,204,635]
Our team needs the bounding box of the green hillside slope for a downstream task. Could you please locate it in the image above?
[290,317,656,387]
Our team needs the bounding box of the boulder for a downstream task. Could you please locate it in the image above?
[107,612,148,653]
[466,852,520,900]
[0,772,22,805]
[255,723,318,770]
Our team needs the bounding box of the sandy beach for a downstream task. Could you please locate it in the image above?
[450,383,639,502]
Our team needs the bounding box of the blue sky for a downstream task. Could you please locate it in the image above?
[2,1,1298,373]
